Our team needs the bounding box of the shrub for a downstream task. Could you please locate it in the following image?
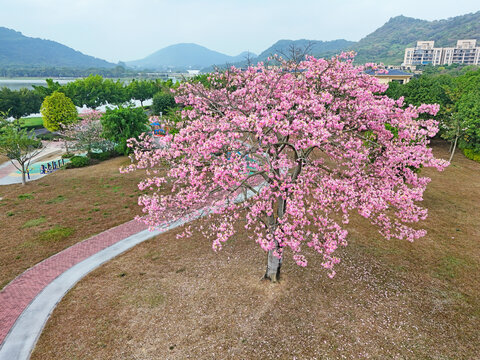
[36,133,58,141]
[87,150,118,161]
[463,148,480,162]
[65,155,90,168]
[40,92,78,132]
[61,152,75,159]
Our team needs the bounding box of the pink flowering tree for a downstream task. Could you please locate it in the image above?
[63,109,114,153]
[124,53,448,281]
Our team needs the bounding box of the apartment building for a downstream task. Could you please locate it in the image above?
[404,40,480,66]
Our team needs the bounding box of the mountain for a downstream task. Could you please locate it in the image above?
[255,39,355,61]
[2,10,480,72]
[127,43,257,70]
[352,11,480,64]
[0,27,115,68]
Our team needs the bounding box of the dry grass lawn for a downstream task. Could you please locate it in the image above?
[31,141,480,359]
[0,157,148,289]
[0,155,9,164]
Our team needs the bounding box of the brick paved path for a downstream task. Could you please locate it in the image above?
[0,219,147,346]
[0,179,264,357]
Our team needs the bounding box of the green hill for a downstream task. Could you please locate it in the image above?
[0,27,115,68]
[2,10,480,72]
[352,11,480,64]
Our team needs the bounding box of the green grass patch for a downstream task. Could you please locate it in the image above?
[21,216,46,229]
[19,117,44,130]
[143,293,165,307]
[434,255,466,280]
[18,193,34,200]
[38,226,74,242]
[45,195,65,204]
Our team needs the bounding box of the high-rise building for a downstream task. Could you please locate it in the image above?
[403,40,480,66]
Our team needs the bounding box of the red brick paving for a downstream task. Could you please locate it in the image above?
[0,219,147,346]
[0,177,263,348]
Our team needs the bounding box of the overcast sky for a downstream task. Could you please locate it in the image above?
[0,0,479,63]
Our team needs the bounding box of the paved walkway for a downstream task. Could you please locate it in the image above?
[0,219,149,359]
[0,182,262,360]
[0,142,64,185]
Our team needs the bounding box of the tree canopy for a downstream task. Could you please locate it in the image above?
[40,91,78,132]
[124,54,447,281]
[0,87,42,120]
[101,106,149,155]
[385,67,480,160]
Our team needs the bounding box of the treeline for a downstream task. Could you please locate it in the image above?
[386,67,480,161]
[0,65,136,78]
[0,75,178,119]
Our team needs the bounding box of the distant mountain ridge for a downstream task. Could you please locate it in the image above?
[0,27,115,68]
[1,10,479,72]
[126,43,257,71]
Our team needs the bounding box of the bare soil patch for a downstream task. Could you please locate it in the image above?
[31,141,480,359]
[0,157,150,289]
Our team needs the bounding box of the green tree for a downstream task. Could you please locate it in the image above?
[128,79,155,107]
[456,90,480,152]
[104,79,128,106]
[152,92,176,115]
[40,92,78,153]
[64,75,108,109]
[40,92,78,132]
[0,114,44,185]
[101,106,149,155]
[441,69,480,160]
[32,78,63,98]
[0,88,43,121]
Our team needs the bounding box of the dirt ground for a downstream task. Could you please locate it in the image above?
[31,141,480,359]
[0,157,149,289]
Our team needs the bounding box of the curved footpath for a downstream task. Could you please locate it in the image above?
[0,181,262,360]
[0,217,190,360]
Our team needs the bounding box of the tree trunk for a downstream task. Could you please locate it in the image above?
[264,246,282,282]
[263,197,286,282]
[449,122,460,163]
[21,163,26,185]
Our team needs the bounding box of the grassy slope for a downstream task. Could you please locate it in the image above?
[31,141,480,359]
[0,157,152,289]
